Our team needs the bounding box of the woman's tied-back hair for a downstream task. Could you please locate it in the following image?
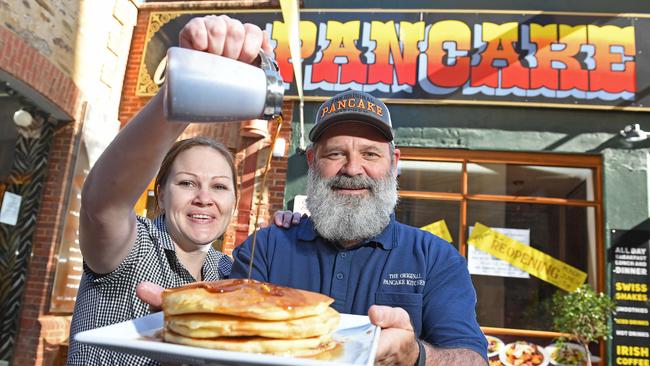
[154,137,237,214]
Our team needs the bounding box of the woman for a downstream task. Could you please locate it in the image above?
[67,15,277,365]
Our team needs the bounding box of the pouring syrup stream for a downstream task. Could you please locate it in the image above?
[248,115,284,279]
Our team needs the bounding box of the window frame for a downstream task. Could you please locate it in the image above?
[398,147,604,341]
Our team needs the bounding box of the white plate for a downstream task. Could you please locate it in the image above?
[545,343,600,366]
[485,335,505,358]
[75,312,381,366]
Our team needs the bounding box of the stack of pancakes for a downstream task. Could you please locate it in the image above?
[162,279,340,357]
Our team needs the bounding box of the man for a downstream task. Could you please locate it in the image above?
[229,90,488,366]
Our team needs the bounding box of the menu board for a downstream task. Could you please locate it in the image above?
[609,229,650,366]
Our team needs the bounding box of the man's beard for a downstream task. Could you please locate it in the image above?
[306,169,398,244]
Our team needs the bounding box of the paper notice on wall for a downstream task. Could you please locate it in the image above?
[0,192,22,226]
[421,220,453,243]
[467,225,531,278]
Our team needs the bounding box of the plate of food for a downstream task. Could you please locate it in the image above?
[75,279,380,366]
[489,355,505,366]
[486,335,505,358]
[499,341,549,366]
[545,342,590,366]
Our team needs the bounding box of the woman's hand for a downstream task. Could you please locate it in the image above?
[178,15,272,63]
[272,211,303,228]
[136,281,165,311]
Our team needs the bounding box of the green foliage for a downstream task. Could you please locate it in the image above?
[551,284,616,346]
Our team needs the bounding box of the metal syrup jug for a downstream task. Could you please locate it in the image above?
[163,47,284,122]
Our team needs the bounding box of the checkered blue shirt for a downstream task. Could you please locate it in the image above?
[67,215,232,365]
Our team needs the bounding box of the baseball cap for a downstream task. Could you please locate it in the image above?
[309,91,393,142]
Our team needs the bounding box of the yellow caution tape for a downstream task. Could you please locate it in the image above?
[467,222,586,292]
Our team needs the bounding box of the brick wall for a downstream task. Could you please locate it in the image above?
[266,106,293,219]
[0,26,81,119]
[0,0,80,78]
[118,8,151,126]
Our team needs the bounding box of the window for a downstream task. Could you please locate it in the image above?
[395,148,604,358]
[51,141,90,313]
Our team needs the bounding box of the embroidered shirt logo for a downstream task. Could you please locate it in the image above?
[382,272,425,287]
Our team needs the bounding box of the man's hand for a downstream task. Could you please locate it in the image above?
[272,211,303,228]
[179,15,272,63]
[368,305,420,366]
[136,281,164,311]
[369,305,488,366]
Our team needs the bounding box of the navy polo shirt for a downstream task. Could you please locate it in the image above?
[231,216,487,359]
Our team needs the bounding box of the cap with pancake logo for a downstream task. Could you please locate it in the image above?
[309,90,393,142]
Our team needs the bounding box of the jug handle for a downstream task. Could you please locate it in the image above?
[259,51,284,119]
[258,51,280,74]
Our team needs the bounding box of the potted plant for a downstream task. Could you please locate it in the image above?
[551,284,616,366]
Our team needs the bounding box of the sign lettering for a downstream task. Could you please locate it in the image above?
[467,222,587,292]
[610,229,650,366]
[136,10,650,111]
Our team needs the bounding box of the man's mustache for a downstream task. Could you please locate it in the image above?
[328,175,375,191]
